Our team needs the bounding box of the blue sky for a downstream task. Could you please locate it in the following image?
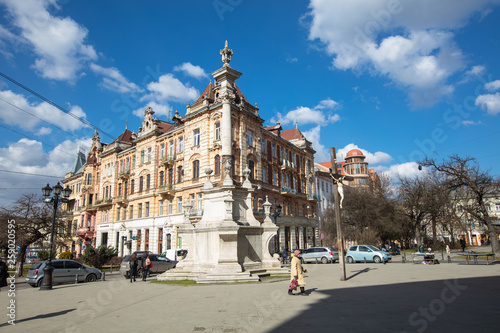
[1,0,500,206]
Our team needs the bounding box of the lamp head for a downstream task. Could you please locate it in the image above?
[42,183,52,197]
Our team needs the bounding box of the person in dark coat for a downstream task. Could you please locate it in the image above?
[129,253,138,283]
[460,238,466,252]
[141,254,151,281]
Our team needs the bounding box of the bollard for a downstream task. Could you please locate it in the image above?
[75,274,78,284]
[402,253,406,263]
[363,257,366,263]
[102,272,106,281]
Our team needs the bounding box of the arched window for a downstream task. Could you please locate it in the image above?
[159,171,164,186]
[214,155,221,175]
[193,160,200,179]
[248,160,254,179]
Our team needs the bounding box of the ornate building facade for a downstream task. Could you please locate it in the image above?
[62,42,320,258]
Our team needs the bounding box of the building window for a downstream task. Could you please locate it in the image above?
[177,166,183,183]
[215,122,220,141]
[159,171,164,186]
[214,155,221,175]
[132,156,136,168]
[141,151,145,164]
[248,160,254,179]
[178,136,184,152]
[261,138,266,153]
[147,148,152,162]
[139,176,144,192]
[130,179,135,194]
[129,205,134,219]
[197,193,203,215]
[117,207,121,221]
[159,200,164,215]
[145,202,150,217]
[146,174,151,189]
[193,160,200,179]
[273,170,277,186]
[169,140,174,157]
[168,199,173,214]
[248,130,253,147]
[160,143,165,158]
[262,166,267,183]
[138,204,142,218]
[272,143,276,157]
[166,233,172,250]
[193,129,200,146]
[118,183,122,196]
[177,197,182,213]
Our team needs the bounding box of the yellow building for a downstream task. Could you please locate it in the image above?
[63,42,320,257]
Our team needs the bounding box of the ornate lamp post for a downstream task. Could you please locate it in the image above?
[40,182,72,290]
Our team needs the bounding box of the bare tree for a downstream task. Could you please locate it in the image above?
[0,194,65,276]
[421,155,500,254]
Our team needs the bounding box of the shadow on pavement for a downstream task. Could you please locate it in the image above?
[0,309,76,328]
[269,276,500,333]
[346,267,374,280]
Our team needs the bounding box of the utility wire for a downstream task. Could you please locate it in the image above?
[0,71,115,140]
[0,169,64,178]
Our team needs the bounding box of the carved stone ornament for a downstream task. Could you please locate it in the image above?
[220,40,233,66]
[220,90,235,104]
[243,167,251,181]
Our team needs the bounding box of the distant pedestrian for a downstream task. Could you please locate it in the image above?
[289,250,308,296]
[281,248,288,264]
[129,253,138,283]
[460,238,466,252]
[142,254,151,281]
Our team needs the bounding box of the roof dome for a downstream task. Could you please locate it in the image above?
[346,149,364,157]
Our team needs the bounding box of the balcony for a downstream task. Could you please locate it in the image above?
[93,197,113,208]
[118,170,131,179]
[159,154,176,167]
[307,194,321,202]
[280,186,298,197]
[83,203,97,211]
[157,184,175,196]
[114,194,129,206]
[76,227,95,238]
[280,159,295,172]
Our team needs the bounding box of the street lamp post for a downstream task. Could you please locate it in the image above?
[40,182,72,290]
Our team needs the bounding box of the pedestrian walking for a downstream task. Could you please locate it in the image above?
[281,248,288,264]
[129,253,138,283]
[142,254,151,281]
[289,250,308,296]
[460,238,466,252]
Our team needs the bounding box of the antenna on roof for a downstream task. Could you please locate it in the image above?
[295,119,298,129]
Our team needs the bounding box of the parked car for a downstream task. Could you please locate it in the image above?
[301,247,339,264]
[120,253,177,278]
[26,260,102,287]
[345,245,392,263]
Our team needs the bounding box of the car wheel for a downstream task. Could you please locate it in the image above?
[347,256,354,263]
[331,260,337,263]
[374,256,382,263]
[85,274,97,282]
[30,284,37,288]
[321,257,328,264]
[137,268,143,277]
[36,279,43,287]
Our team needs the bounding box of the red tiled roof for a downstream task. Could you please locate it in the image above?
[195,83,214,103]
[281,128,303,141]
[114,129,135,144]
[234,84,248,104]
[319,162,332,168]
[157,121,175,133]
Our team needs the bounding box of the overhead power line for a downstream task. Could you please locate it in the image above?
[0,71,115,140]
[0,169,64,178]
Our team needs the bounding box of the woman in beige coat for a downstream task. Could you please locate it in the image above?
[289,250,308,296]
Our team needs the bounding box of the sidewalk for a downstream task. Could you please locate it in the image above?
[2,260,499,332]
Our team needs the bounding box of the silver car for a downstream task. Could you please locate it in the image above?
[119,253,177,278]
[26,260,102,287]
[301,247,339,264]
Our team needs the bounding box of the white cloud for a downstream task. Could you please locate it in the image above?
[307,0,499,106]
[337,143,392,165]
[475,93,500,115]
[90,63,144,94]
[173,62,208,80]
[132,102,172,118]
[485,80,500,91]
[303,126,329,162]
[1,0,97,81]
[462,120,482,126]
[375,162,422,181]
[0,136,91,206]
[0,89,88,132]
[273,98,340,126]
[35,127,52,135]
[142,74,199,103]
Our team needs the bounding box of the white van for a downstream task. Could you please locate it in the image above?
[162,249,188,261]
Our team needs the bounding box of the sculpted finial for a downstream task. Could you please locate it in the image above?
[220,40,233,67]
